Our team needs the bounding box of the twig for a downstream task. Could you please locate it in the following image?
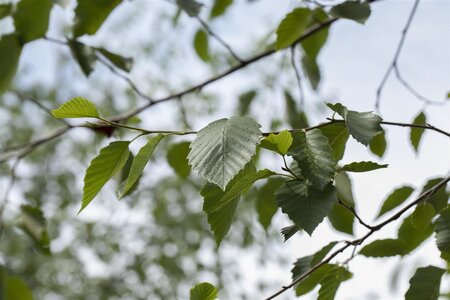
[290,46,305,110]
[265,175,450,299]
[337,198,373,230]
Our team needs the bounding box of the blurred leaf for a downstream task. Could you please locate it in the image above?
[0,4,12,20]
[281,224,300,241]
[80,141,130,213]
[97,48,133,72]
[302,55,321,90]
[317,265,352,300]
[288,130,336,189]
[13,0,52,43]
[421,178,448,213]
[193,29,210,62]
[360,239,406,257]
[337,161,388,173]
[238,90,257,116]
[260,130,293,155]
[285,91,309,129]
[167,141,192,179]
[51,97,99,118]
[330,0,371,24]
[326,102,347,118]
[73,0,122,37]
[256,178,284,230]
[188,117,262,190]
[0,34,22,95]
[210,0,233,19]
[190,282,218,300]
[0,266,34,300]
[300,9,329,59]
[68,39,97,76]
[19,205,51,255]
[411,203,435,231]
[320,123,349,161]
[329,171,355,234]
[369,132,387,158]
[434,208,450,261]
[335,172,354,205]
[398,213,434,254]
[377,186,414,218]
[410,111,426,153]
[276,180,336,235]
[176,0,202,17]
[120,134,165,198]
[276,8,311,49]
[405,266,445,300]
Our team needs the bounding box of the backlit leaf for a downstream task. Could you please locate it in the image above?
[405,266,445,300]
[398,214,434,254]
[73,0,122,37]
[0,266,33,300]
[51,97,100,119]
[337,161,388,173]
[330,0,371,24]
[276,8,311,49]
[320,123,349,161]
[377,186,414,218]
[328,172,355,235]
[410,111,426,153]
[13,0,52,43]
[210,0,233,19]
[369,132,387,158]
[260,130,293,155]
[193,29,209,62]
[360,239,406,257]
[190,282,218,300]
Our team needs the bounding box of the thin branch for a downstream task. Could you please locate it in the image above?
[0,159,21,235]
[290,46,305,110]
[265,175,450,300]
[337,198,373,230]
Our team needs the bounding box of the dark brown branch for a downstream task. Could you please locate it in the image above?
[337,198,373,230]
[265,175,450,300]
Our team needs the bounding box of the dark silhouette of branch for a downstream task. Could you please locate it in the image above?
[265,174,450,300]
[337,198,373,230]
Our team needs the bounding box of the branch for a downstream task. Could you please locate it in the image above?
[290,46,305,109]
[265,174,450,300]
[337,198,373,230]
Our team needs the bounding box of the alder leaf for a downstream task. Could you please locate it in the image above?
[188,116,262,190]
[405,266,445,300]
[320,123,349,161]
[288,129,336,189]
[52,97,100,119]
[276,8,311,49]
[256,178,284,231]
[68,40,97,76]
[328,172,355,235]
[80,141,130,213]
[330,0,371,24]
[337,161,388,173]
[377,186,414,218]
[120,134,165,198]
[167,142,192,179]
[398,214,434,254]
[410,111,426,153]
[73,0,122,37]
[369,132,387,158]
[281,225,300,242]
[276,180,336,235]
[434,208,450,261]
[190,282,218,300]
[13,0,52,43]
[421,178,448,213]
[259,130,293,155]
[346,110,383,146]
[360,239,406,257]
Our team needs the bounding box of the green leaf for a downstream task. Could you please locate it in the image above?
[0,34,22,95]
[285,91,309,129]
[411,203,435,231]
[97,48,133,72]
[73,0,122,37]
[276,8,311,50]
[51,97,100,119]
[190,282,218,300]
[330,0,371,24]
[317,265,352,300]
[0,4,13,20]
[80,141,130,213]
[188,116,262,190]
[360,239,406,257]
[326,102,347,118]
[176,0,202,17]
[369,132,387,158]
[281,224,300,242]
[337,161,388,173]
[13,0,52,43]
[410,111,426,152]
[276,180,337,235]
[335,171,355,206]
[434,208,450,261]
[288,129,336,189]
[210,0,233,19]
[167,142,192,179]
[320,123,349,161]
[259,130,293,155]
[345,110,383,146]
[329,172,356,235]
[237,90,256,116]
[120,134,165,198]
[398,213,434,254]
[0,266,34,300]
[19,205,51,255]
[302,55,321,90]
[377,186,414,218]
[405,266,445,300]
[68,39,97,76]
[300,9,329,59]
[421,178,448,213]
[193,29,210,62]
[256,178,284,230]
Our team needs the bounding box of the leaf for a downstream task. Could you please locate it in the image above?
[345,110,383,146]
[421,178,448,213]
[120,135,165,198]
[335,171,354,205]
[411,203,435,231]
[210,0,233,19]
[0,4,13,20]
[337,161,388,173]
[193,29,210,62]
[328,204,354,236]
[19,205,51,255]
[68,39,97,76]
[330,0,371,24]
[369,132,387,158]
[405,266,445,300]
[276,8,311,49]
[276,180,337,235]
[80,141,130,213]
[188,116,262,190]
[97,48,133,72]
[0,266,34,300]
[13,0,52,43]
[295,264,334,296]
[320,123,349,161]
[360,239,406,257]
[51,97,100,119]
[176,0,202,17]
[281,225,300,242]
[237,90,256,116]
[317,265,352,300]
[0,34,22,95]
[434,208,450,261]
[288,129,336,189]
[302,55,321,90]
[410,111,426,152]
[326,102,347,118]
[190,282,218,300]
[73,0,122,37]
[285,91,309,129]
[377,186,414,218]
[167,142,192,179]
[260,130,293,155]
[256,178,284,230]
[398,214,434,254]
[300,9,329,59]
